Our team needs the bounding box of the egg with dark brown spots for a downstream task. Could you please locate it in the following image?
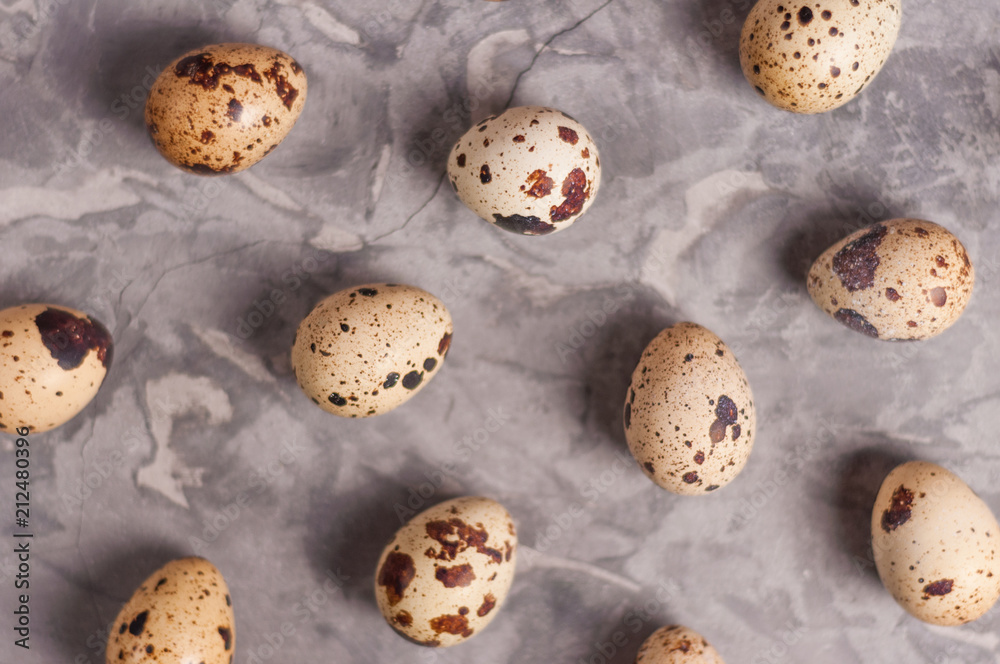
[872,461,1000,626]
[447,106,601,236]
[624,322,756,496]
[807,219,973,340]
[291,284,453,418]
[145,43,307,175]
[375,496,517,647]
[0,304,113,434]
[106,557,235,664]
[636,625,726,663]
[740,0,901,113]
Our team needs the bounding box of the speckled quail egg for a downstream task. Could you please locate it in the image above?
[447,106,601,236]
[375,496,517,647]
[636,625,727,664]
[624,322,756,496]
[291,283,453,418]
[106,557,235,664]
[807,219,973,340]
[872,461,1000,626]
[740,0,902,113]
[0,304,113,434]
[145,43,307,174]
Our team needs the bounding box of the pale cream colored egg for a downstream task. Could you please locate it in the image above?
[106,557,235,664]
[807,219,974,340]
[374,496,517,647]
[291,283,453,418]
[0,304,113,434]
[447,106,601,236]
[624,322,756,496]
[740,0,901,113]
[872,461,1000,626]
[636,625,727,664]
[145,43,307,175]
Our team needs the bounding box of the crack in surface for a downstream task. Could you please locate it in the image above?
[503,0,614,108]
[370,171,447,243]
[123,241,268,319]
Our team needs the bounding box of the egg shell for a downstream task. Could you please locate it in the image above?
[145,43,307,175]
[740,0,901,113]
[106,557,235,664]
[447,106,601,236]
[0,304,113,434]
[871,461,1000,626]
[624,322,756,496]
[374,496,517,647]
[291,283,453,418]
[636,625,726,664]
[807,219,974,340]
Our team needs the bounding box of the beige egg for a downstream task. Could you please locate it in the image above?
[807,219,974,340]
[447,106,601,236]
[106,557,235,664]
[636,625,727,664]
[871,461,1000,626]
[145,43,307,175]
[374,496,517,647]
[291,283,452,418]
[740,0,902,113]
[0,304,113,434]
[624,323,756,496]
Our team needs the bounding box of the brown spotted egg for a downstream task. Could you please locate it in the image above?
[375,496,517,647]
[872,461,1000,626]
[636,625,727,664]
[145,43,307,175]
[740,0,902,113]
[291,283,452,418]
[106,557,235,664]
[807,219,974,340]
[447,106,601,236]
[624,323,756,496]
[0,304,113,434]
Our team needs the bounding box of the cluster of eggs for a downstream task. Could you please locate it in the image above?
[6,0,998,661]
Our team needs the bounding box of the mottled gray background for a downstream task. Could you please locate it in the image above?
[1,0,1000,662]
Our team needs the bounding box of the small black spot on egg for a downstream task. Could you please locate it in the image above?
[424,357,437,372]
[384,372,400,389]
[328,393,347,407]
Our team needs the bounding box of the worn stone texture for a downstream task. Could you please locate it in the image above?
[1,0,1000,661]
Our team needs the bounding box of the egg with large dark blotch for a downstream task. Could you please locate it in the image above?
[807,219,974,340]
[0,303,113,434]
[145,43,307,175]
[447,106,601,236]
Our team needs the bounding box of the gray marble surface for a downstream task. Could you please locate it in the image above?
[2,0,1000,662]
